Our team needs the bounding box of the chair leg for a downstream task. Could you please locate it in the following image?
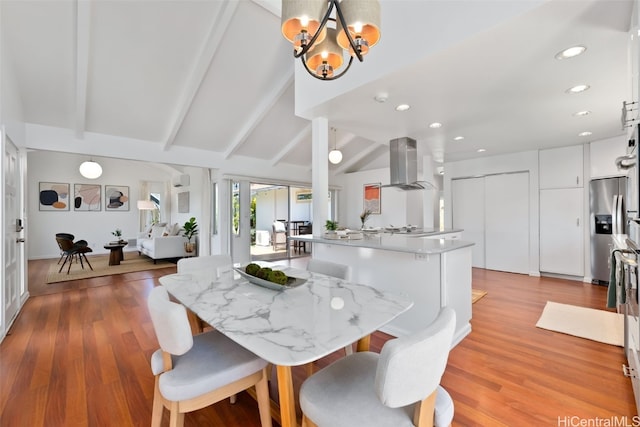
[58,255,70,273]
[78,253,85,269]
[82,253,93,271]
[168,400,184,427]
[413,389,437,427]
[255,368,273,427]
[302,415,318,427]
[151,378,164,427]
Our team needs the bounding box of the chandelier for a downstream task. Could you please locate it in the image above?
[281,0,381,80]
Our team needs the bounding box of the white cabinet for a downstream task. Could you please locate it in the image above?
[539,188,584,276]
[539,145,584,189]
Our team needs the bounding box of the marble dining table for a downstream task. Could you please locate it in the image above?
[158,261,413,427]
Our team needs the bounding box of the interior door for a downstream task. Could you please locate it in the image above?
[484,173,529,274]
[2,130,24,337]
[452,177,485,268]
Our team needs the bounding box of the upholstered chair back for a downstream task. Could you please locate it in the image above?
[375,307,456,408]
[147,286,193,356]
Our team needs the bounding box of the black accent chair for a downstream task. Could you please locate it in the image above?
[55,234,93,274]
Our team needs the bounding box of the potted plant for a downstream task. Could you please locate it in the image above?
[325,220,338,234]
[183,217,198,253]
[360,209,372,229]
[111,228,124,243]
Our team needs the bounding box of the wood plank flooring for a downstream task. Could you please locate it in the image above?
[1,260,635,426]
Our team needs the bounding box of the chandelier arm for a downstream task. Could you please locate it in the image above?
[333,0,364,62]
[301,55,354,81]
[293,0,336,59]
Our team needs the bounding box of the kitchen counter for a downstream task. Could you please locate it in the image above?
[289,230,471,255]
[293,230,474,345]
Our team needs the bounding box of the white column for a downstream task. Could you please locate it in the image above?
[311,117,329,237]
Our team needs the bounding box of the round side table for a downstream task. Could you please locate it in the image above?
[104,241,128,266]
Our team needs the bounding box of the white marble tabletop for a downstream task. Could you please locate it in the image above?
[158,262,413,366]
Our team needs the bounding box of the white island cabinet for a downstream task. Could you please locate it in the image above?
[290,232,474,346]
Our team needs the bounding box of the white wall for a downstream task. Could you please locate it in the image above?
[28,151,175,259]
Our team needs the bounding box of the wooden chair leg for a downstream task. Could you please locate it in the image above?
[151,378,164,427]
[168,400,184,427]
[255,368,273,427]
[302,414,318,427]
[413,389,437,427]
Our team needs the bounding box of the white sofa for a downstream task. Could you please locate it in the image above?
[137,223,188,263]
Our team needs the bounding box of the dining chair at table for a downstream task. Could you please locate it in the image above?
[299,307,456,427]
[147,286,273,427]
[307,259,354,356]
[176,254,232,333]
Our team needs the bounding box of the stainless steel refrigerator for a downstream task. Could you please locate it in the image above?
[590,177,627,283]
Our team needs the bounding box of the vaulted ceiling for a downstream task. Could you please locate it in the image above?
[1,0,635,179]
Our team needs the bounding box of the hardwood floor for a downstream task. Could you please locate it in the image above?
[1,260,635,426]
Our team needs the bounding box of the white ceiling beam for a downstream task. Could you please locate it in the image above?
[223,71,293,159]
[162,1,240,151]
[333,141,383,174]
[74,0,91,139]
[251,0,281,17]
[271,124,311,166]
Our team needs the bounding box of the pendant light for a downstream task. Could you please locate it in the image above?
[79,159,102,179]
[328,127,342,164]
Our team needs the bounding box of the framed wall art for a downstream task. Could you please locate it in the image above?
[105,185,130,211]
[178,191,189,213]
[73,184,101,211]
[363,183,381,214]
[39,182,70,211]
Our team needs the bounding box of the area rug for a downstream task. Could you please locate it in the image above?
[472,289,488,303]
[535,301,624,346]
[46,253,173,284]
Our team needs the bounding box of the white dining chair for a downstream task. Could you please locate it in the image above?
[147,286,273,427]
[307,259,354,355]
[299,307,456,427]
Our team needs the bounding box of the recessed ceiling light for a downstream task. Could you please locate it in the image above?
[429,122,442,128]
[579,131,592,137]
[566,84,590,94]
[395,104,410,112]
[555,45,586,60]
[477,148,486,153]
[453,136,464,141]
[374,93,388,103]
[573,110,591,117]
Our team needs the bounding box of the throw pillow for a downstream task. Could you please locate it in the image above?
[151,225,166,238]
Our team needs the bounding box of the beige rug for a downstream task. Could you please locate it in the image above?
[535,301,624,346]
[472,289,488,303]
[47,253,173,283]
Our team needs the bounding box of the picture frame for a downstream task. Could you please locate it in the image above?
[363,183,381,214]
[73,184,101,211]
[105,185,130,211]
[178,191,189,213]
[39,182,70,211]
[296,191,312,202]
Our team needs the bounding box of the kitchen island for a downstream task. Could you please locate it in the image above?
[289,231,474,345]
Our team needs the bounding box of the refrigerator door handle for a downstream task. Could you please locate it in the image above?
[618,195,625,234]
[613,195,619,234]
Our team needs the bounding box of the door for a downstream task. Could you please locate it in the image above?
[2,131,24,337]
[484,173,529,274]
[540,188,584,276]
[452,177,485,268]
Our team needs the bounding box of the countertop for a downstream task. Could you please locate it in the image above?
[289,230,473,255]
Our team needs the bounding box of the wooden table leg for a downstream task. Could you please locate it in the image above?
[276,365,298,427]
[356,334,371,352]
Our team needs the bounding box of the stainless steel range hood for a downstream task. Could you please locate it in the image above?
[382,137,435,190]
